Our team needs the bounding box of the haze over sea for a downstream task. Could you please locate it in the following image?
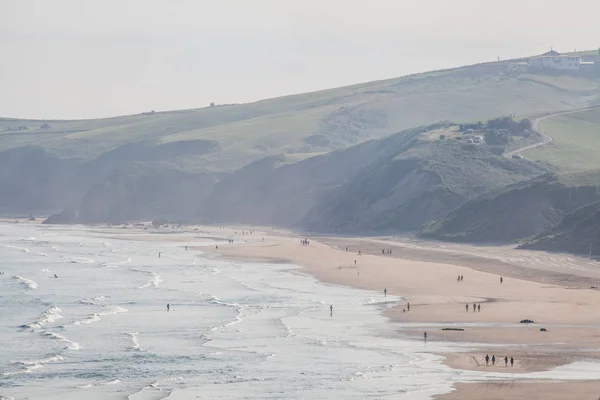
[1,224,598,400]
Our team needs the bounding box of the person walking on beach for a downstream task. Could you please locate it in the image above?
[504,356,508,366]
[384,288,387,297]
[477,304,481,312]
[330,305,333,317]
[457,275,460,282]
[492,355,496,366]
[485,354,490,365]
[407,302,410,311]
[473,303,476,312]
[466,304,469,312]
[158,252,161,258]
[510,356,514,367]
[167,303,170,312]
[423,331,428,342]
[500,276,503,284]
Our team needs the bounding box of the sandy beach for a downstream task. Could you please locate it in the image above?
[190,225,600,399]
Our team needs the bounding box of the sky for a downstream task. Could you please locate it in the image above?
[1,0,599,119]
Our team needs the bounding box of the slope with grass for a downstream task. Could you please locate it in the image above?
[3,61,600,174]
[521,108,600,170]
[47,123,550,227]
[420,170,600,243]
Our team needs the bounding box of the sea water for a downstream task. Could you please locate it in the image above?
[1,224,599,400]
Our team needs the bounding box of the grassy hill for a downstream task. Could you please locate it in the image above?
[420,170,600,243]
[3,60,600,173]
[50,124,550,231]
[522,108,600,170]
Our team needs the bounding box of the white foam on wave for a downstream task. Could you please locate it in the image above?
[70,305,128,326]
[12,275,38,289]
[0,355,62,377]
[70,257,95,264]
[41,268,49,272]
[127,332,143,351]
[40,331,81,350]
[21,306,63,329]
[92,295,105,301]
[135,269,162,289]
[5,244,30,253]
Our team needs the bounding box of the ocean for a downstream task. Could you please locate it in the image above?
[1,224,598,400]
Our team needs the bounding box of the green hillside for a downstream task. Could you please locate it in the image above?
[3,60,600,173]
[523,108,600,170]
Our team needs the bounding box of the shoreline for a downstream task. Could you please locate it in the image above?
[7,221,600,398]
[194,225,600,399]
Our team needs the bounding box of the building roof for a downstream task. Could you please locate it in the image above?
[542,49,561,56]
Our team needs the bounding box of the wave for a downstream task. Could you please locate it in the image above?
[134,269,161,289]
[70,257,95,264]
[4,244,30,253]
[127,332,143,351]
[70,305,128,325]
[1,354,63,377]
[40,331,81,351]
[12,275,38,289]
[20,306,62,329]
[127,377,183,400]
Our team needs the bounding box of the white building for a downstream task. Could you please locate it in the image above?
[540,55,581,70]
[528,50,583,71]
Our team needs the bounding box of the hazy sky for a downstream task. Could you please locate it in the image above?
[1,0,599,119]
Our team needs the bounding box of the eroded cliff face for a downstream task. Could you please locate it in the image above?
[519,200,600,256]
[421,171,600,243]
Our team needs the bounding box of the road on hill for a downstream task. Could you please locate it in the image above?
[504,106,600,158]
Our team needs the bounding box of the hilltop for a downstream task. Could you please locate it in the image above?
[2,58,599,174]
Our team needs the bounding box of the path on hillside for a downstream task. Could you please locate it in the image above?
[504,106,600,157]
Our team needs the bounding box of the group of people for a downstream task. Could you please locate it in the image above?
[381,248,392,255]
[301,239,310,246]
[466,303,481,312]
[457,275,464,282]
[485,354,514,367]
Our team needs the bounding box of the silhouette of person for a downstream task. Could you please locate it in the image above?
[500,276,504,284]
[384,288,387,297]
[167,303,170,312]
[424,331,428,342]
[510,356,514,367]
[485,354,490,365]
[477,304,481,312]
[492,355,496,365]
[466,304,469,312]
[407,303,410,311]
[504,356,508,366]
[330,305,333,316]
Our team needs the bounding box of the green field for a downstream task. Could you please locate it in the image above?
[524,109,600,170]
